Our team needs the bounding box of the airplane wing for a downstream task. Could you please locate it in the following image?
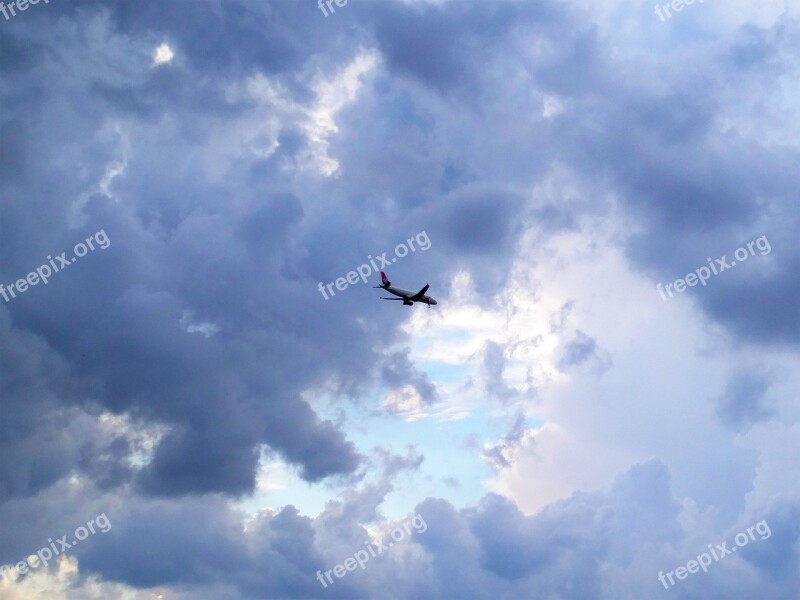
[410,284,429,301]
[381,297,404,301]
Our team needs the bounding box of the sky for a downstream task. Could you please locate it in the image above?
[0,0,799,598]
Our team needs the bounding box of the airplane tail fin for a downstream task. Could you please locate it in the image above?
[381,271,391,287]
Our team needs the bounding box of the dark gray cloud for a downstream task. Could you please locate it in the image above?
[715,369,776,431]
[482,410,527,470]
[565,25,800,347]
[0,0,385,498]
[381,348,439,405]
[412,460,682,599]
[557,329,598,370]
[367,1,532,95]
[482,340,517,403]
[0,0,798,598]
[374,445,425,479]
[0,455,791,600]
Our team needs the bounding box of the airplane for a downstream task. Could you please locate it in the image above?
[374,271,438,307]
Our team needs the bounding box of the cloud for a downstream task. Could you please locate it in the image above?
[715,369,776,431]
[1,0,799,598]
[557,329,597,369]
[381,348,440,406]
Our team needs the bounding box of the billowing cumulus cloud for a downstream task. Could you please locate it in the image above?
[1,0,799,598]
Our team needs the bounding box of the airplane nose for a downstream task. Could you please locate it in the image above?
[431,299,438,305]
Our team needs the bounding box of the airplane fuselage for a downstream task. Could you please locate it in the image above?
[383,285,437,306]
